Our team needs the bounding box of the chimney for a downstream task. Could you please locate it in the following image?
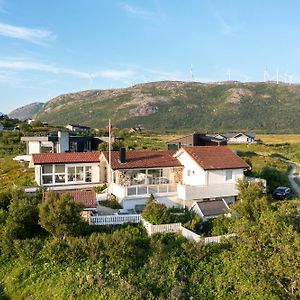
[119,147,126,164]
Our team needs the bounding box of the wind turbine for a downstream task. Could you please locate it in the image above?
[227,68,231,81]
[263,67,270,82]
[190,64,194,81]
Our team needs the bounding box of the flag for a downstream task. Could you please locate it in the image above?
[108,121,113,145]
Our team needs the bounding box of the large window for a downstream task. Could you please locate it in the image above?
[41,164,94,185]
[121,168,171,185]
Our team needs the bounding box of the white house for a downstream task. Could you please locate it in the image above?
[99,146,250,210]
[65,124,91,132]
[30,146,250,210]
[31,152,101,190]
[214,132,256,144]
[0,124,3,131]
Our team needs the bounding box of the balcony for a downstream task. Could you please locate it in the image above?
[110,182,177,199]
[177,182,238,201]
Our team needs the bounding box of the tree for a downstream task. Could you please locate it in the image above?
[142,195,171,224]
[39,192,83,239]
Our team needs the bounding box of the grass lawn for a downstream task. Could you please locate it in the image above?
[257,134,300,144]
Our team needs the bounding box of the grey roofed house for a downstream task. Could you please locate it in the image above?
[214,132,256,144]
[167,133,227,150]
[191,199,229,220]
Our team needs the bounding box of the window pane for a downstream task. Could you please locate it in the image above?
[137,186,147,195]
[68,167,75,182]
[76,167,84,181]
[55,174,65,183]
[226,170,233,181]
[85,166,92,182]
[42,165,52,174]
[42,175,52,184]
[127,187,136,196]
[148,185,158,194]
[159,185,167,193]
[55,165,65,173]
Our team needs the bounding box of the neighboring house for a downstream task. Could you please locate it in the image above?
[191,199,230,221]
[27,119,35,125]
[167,133,226,150]
[99,146,249,210]
[31,152,101,188]
[214,132,256,144]
[129,126,143,133]
[0,124,3,131]
[66,124,91,132]
[21,131,102,155]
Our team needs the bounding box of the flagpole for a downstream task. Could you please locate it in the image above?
[108,119,112,184]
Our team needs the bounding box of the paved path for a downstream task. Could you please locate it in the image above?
[288,163,300,195]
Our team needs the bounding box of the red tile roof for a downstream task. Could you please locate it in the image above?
[32,152,100,164]
[181,146,250,170]
[44,190,97,208]
[102,150,182,170]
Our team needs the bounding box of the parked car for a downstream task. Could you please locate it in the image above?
[273,186,293,200]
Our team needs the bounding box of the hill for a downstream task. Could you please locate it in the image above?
[34,81,300,132]
[8,102,44,121]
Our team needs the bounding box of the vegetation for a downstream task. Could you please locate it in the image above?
[35,81,300,132]
[0,183,299,298]
[98,194,122,209]
[142,195,202,231]
[39,192,84,239]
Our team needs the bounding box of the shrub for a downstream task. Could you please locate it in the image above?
[260,165,289,192]
[94,183,107,194]
[39,192,83,239]
[142,197,171,225]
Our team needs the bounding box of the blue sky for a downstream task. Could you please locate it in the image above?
[1,0,300,113]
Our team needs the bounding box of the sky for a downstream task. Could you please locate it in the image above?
[1,0,300,113]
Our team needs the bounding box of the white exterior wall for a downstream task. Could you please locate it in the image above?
[28,141,41,154]
[176,151,207,185]
[207,168,244,184]
[58,131,69,153]
[35,165,42,185]
[91,164,100,182]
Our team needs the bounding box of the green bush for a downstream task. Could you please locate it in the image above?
[142,198,171,225]
[39,192,83,239]
[260,165,290,192]
[93,183,107,194]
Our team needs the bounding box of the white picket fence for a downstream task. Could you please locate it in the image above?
[88,214,235,245]
[89,214,141,226]
[141,218,181,236]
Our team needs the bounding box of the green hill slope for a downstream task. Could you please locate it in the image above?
[35,81,300,132]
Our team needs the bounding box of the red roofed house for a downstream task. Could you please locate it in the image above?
[99,146,249,210]
[31,146,250,211]
[31,152,101,188]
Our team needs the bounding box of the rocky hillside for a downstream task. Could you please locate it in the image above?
[8,102,44,121]
[34,81,300,132]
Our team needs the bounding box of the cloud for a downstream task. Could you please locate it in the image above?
[0,23,55,44]
[121,3,154,19]
[214,13,234,35]
[92,69,136,80]
[0,58,136,81]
